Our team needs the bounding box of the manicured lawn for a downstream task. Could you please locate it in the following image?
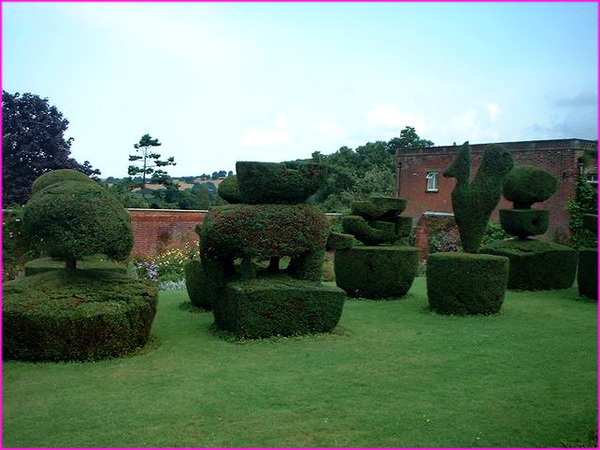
[2,278,597,447]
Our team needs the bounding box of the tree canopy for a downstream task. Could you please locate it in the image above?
[2,91,100,206]
[128,134,176,189]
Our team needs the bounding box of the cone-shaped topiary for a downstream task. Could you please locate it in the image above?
[31,169,96,195]
[22,180,133,269]
[502,165,557,209]
[217,175,242,204]
[443,142,514,253]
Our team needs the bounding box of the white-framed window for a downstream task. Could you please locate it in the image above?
[426,172,439,192]
[586,173,598,185]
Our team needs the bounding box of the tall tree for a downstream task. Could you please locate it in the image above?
[128,134,176,191]
[2,91,100,206]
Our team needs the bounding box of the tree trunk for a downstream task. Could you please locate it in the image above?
[65,257,77,270]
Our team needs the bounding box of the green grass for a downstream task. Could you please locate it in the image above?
[2,278,597,447]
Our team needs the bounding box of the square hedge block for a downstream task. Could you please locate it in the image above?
[213,276,345,339]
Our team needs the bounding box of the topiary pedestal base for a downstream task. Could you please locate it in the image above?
[427,252,509,315]
[578,248,597,299]
[480,238,577,290]
[2,270,158,362]
[334,246,420,299]
[24,255,128,277]
[213,276,345,339]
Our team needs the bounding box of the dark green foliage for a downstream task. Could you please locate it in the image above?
[499,209,549,238]
[218,175,242,204]
[335,246,420,299]
[2,270,157,361]
[426,252,509,314]
[395,216,413,238]
[31,169,95,194]
[443,142,514,253]
[201,204,329,281]
[236,161,326,204]
[24,255,128,277]
[578,249,597,299]
[567,176,598,249]
[326,232,354,251]
[22,181,133,265]
[341,215,396,245]
[582,214,598,234]
[184,260,216,310]
[480,238,577,290]
[351,197,406,220]
[503,165,557,209]
[128,134,176,190]
[212,275,345,339]
[2,91,100,206]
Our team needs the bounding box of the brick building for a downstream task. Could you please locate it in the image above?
[395,138,598,256]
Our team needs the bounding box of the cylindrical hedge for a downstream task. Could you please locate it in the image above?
[184,260,216,310]
[578,249,597,299]
[499,209,549,238]
[426,252,509,315]
[2,270,158,362]
[480,238,577,290]
[334,246,420,299]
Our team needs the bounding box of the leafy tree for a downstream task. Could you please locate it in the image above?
[128,134,176,191]
[2,91,101,206]
[386,126,434,154]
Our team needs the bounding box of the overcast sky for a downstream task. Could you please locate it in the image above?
[2,2,598,178]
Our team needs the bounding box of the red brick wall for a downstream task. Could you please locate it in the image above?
[128,209,207,257]
[396,139,597,243]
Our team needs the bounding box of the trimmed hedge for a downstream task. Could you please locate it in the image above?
[341,215,396,245]
[212,275,345,339]
[480,238,577,290]
[578,249,598,299]
[236,161,326,204]
[426,252,509,315]
[2,270,158,362]
[31,169,95,194]
[443,143,514,253]
[503,165,557,209]
[200,204,329,281]
[335,246,420,299]
[351,197,407,220]
[24,255,128,277]
[326,232,354,251]
[582,213,598,233]
[22,181,133,264]
[217,175,242,204]
[499,209,549,238]
[184,260,216,310]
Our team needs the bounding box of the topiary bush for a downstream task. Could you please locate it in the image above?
[24,255,128,277]
[2,270,158,362]
[184,260,216,310]
[212,275,345,339]
[217,175,242,204]
[236,161,326,204]
[443,142,514,253]
[335,246,419,299]
[480,238,577,290]
[31,168,96,195]
[426,252,509,315]
[200,204,329,281]
[22,180,133,269]
[499,209,549,238]
[578,249,597,299]
[502,165,557,209]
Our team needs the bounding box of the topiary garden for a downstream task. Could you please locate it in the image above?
[187,161,346,338]
[426,142,514,315]
[480,165,578,290]
[334,196,419,299]
[2,169,158,361]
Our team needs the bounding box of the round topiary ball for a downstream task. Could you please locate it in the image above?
[502,165,557,209]
[22,181,133,267]
[218,175,242,204]
[31,169,95,195]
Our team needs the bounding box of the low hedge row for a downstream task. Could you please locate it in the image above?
[480,238,577,290]
[212,275,345,338]
[2,270,158,362]
[426,252,509,315]
[335,246,420,299]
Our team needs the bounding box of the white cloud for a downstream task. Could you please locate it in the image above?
[366,105,426,133]
[242,115,290,147]
[316,120,346,137]
[487,103,501,121]
[451,110,478,129]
